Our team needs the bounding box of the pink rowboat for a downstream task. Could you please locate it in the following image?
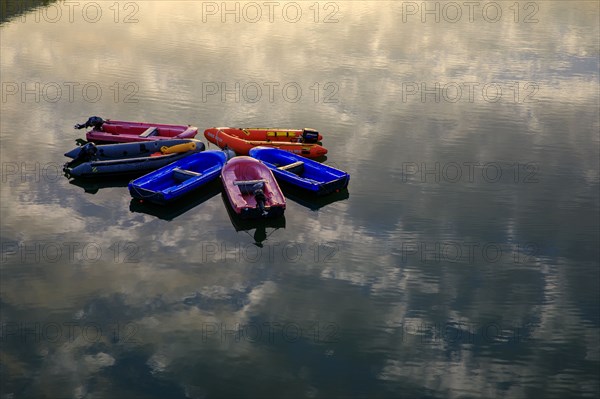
[221,156,286,219]
[74,116,198,143]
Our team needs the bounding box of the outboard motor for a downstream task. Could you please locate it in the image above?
[237,181,268,216]
[223,148,237,160]
[73,142,98,162]
[302,128,319,143]
[63,142,98,174]
[75,116,104,130]
[253,186,268,217]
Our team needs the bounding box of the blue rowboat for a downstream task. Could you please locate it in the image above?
[248,147,349,196]
[64,139,203,178]
[128,150,229,205]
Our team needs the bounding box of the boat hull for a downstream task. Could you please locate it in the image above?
[128,150,228,205]
[248,147,349,196]
[84,120,198,143]
[64,139,204,178]
[204,128,327,159]
[207,127,322,142]
[129,180,222,221]
[221,156,286,218]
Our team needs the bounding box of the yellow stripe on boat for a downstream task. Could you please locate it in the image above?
[266,131,294,137]
[161,142,196,154]
[247,140,311,147]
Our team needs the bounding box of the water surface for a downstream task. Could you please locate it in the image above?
[1,1,599,398]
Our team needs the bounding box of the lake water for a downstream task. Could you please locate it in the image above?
[1,1,599,398]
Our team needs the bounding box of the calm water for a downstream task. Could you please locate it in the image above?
[1,1,599,398]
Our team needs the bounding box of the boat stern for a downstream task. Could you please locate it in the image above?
[238,204,285,219]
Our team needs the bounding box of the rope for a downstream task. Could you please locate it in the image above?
[130,185,160,200]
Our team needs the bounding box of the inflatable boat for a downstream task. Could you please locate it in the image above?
[204,127,327,158]
[206,127,322,143]
[64,139,203,178]
[74,116,198,143]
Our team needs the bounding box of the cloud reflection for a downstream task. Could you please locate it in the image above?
[1,1,598,398]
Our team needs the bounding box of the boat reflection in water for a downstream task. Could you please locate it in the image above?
[129,179,222,221]
[68,176,131,194]
[222,193,286,247]
[278,182,350,211]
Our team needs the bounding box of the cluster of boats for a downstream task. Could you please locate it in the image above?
[65,117,350,219]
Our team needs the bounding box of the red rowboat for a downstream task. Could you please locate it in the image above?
[204,127,327,158]
[221,156,286,218]
[75,116,198,143]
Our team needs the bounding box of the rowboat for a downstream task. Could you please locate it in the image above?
[204,127,327,158]
[74,116,198,143]
[221,156,286,218]
[64,139,203,178]
[248,147,349,196]
[128,150,229,205]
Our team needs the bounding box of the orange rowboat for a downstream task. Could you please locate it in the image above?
[204,127,328,159]
[207,127,322,143]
